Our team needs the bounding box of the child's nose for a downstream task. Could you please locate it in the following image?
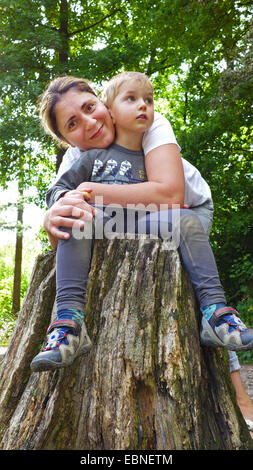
[138,99,147,109]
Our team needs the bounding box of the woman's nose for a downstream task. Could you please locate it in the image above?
[81,114,97,129]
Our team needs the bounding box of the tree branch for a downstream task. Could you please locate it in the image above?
[68,9,122,38]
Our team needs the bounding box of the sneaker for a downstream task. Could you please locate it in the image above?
[200,307,253,351]
[30,319,92,372]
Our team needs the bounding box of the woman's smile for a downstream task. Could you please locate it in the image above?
[90,124,104,140]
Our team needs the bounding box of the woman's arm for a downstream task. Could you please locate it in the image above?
[78,144,185,208]
[147,143,184,205]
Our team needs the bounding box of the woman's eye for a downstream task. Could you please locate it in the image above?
[68,121,76,130]
[87,103,95,112]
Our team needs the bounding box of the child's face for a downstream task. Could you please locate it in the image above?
[55,88,115,150]
[109,79,154,137]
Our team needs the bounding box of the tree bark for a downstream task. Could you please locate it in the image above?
[11,185,24,315]
[0,239,252,450]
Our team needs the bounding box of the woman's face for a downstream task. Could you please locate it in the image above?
[55,88,115,150]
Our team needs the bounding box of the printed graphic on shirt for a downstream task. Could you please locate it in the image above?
[92,159,146,185]
[92,159,104,178]
[117,160,132,184]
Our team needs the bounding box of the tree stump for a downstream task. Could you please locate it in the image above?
[0,239,252,450]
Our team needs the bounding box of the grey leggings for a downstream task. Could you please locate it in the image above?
[192,205,240,372]
[56,203,240,373]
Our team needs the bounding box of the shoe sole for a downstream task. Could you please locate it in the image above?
[200,317,253,351]
[30,325,92,372]
[30,343,92,372]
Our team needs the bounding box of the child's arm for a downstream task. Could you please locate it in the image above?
[78,143,184,208]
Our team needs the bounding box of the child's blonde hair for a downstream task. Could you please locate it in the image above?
[38,76,97,146]
[102,71,153,107]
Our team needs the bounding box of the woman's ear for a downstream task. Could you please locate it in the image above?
[60,136,75,148]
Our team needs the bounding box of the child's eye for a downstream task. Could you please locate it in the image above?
[127,96,135,102]
[145,97,153,104]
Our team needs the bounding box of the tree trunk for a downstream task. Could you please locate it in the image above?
[0,239,252,450]
[11,186,24,315]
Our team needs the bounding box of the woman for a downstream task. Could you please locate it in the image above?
[39,74,253,435]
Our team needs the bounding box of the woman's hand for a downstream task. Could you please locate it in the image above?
[76,183,93,197]
[43,189,96,249]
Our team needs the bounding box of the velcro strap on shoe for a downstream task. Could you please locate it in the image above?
[47,320,80,335]
[209,307,240,329]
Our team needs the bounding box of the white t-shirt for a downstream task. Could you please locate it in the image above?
[56,112,212,208]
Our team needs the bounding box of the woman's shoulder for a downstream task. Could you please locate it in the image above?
[142,112,179,155]
[151,111,173,128]
[64,146,82,162]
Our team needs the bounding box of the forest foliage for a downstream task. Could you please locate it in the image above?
[0,0,252,350]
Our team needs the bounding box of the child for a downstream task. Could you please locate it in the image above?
[31,72,253,372]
